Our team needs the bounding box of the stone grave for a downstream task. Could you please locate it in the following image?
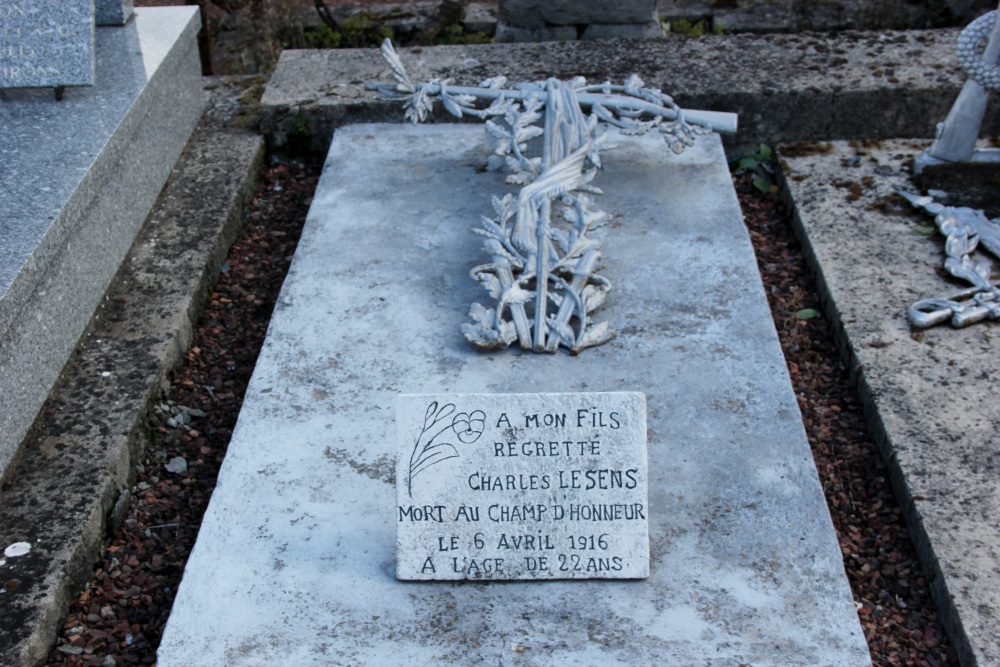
[158,122,870,665]
[0,6,205,477]
[778,138,1000,667]
[915,1,1000,172]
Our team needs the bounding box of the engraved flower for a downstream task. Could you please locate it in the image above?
[452,410,486,444]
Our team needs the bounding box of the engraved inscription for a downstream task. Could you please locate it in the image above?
[395,392,649,581]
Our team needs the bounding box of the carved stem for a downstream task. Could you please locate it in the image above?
[545,248,600,352]
[495,263,532,348]
[365,82,738,135]
[533,199,551,351]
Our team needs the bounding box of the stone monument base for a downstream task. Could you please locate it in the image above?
[0,7,205,477]
[158,124,870,665]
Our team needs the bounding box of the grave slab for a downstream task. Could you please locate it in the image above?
[0,81,263,667]
[0,6,204,477]
[777,139,1000,667]
[158,124,869,666]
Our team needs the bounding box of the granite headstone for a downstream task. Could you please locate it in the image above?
[0,0,94,88]
[396,392,649,580]
[96,0,134,27]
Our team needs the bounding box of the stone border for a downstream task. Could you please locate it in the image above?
[259,30,998,154]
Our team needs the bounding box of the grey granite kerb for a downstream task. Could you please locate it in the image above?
[260,31,1000,154]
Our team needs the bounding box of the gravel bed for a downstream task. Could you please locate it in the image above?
[44,161,957,666]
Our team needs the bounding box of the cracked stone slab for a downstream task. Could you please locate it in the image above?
[159,124,868,666]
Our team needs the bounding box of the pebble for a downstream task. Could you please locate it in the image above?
[3,542,30,558]
[165,457,188,474]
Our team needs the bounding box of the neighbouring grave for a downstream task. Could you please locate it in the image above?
[905,3,1000,329]
[158,122,869,665]
[396,392,649,580]
[0,6,204,477]
[777,138,1000,666]
[0,0,94,89]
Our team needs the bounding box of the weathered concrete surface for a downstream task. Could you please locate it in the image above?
[0,80,263,667]
[777,139,1000,667]
[0,7,203,478]
[158,125,869,666]
[260,30,998,154]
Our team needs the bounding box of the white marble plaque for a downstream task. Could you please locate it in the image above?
[396,392,649,580]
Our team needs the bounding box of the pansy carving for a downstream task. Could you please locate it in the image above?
[452,411,486,444]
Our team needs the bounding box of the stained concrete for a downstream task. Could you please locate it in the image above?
[158,124,869,666]
[259,30,998,154]
[777,139,1000,667]
[0,7,204,479]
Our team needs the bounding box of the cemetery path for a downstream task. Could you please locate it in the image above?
[43,164,956,667]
